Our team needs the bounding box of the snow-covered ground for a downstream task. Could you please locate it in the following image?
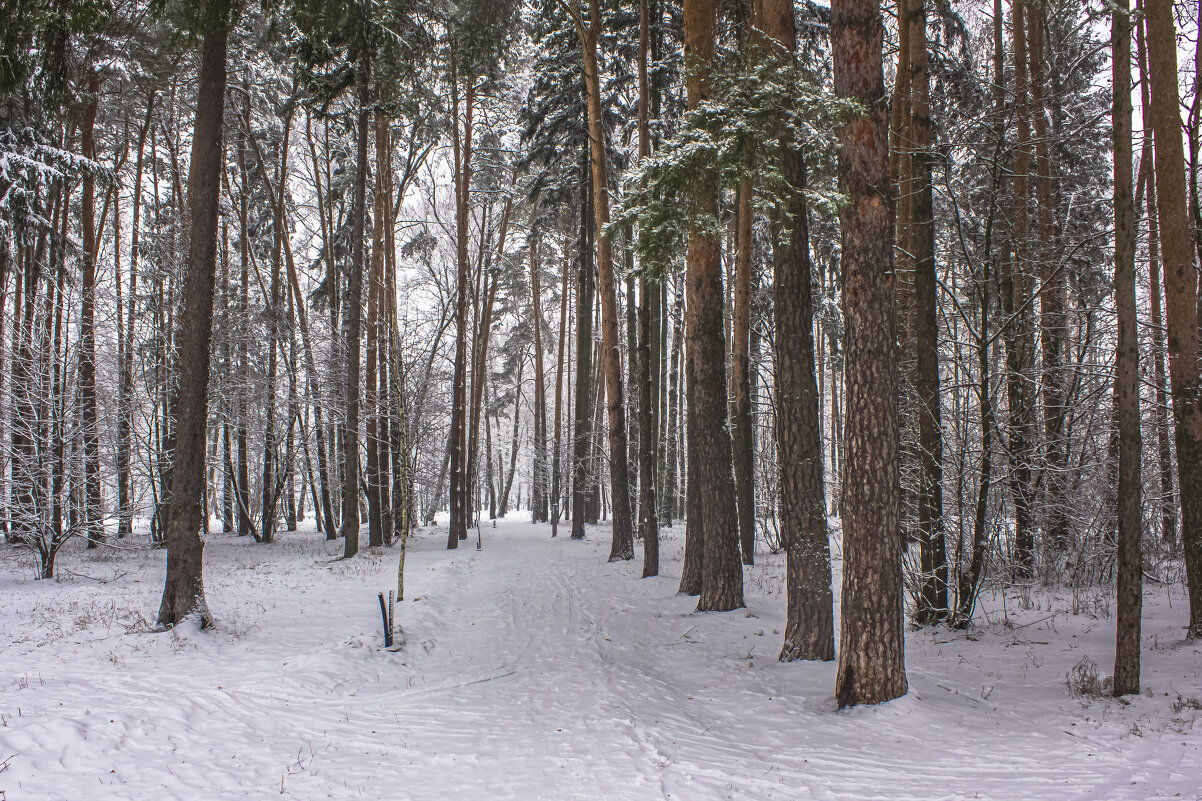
[0,518,1199,800]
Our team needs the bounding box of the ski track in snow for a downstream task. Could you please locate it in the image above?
[0,519,1200,800]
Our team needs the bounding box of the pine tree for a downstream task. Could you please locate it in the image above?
[832,0,907,707]
[1112,0,1141,695]
[157,1,238,628]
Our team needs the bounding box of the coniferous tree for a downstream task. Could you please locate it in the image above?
[760,0,833,660]
[1112,0,1141,695]
[157,0,238,628]
[832,0,907,707]
[1147,0,1202,638]
[684,0,741,611]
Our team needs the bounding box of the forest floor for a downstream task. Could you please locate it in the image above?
[0,517,1200,800]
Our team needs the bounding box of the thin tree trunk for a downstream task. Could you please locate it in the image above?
[907,0,947,622]
[79,71,104,548]
[467,200,509,528]
[663,275,682,526]
[119,96,155,539]
[485,378,497,520]
[531,239,549,523]
[731,109,755,565]
[551,239,571,536]
[1137,6,1178,547]
[572,0,635,560]
[500,360,524,515]
[572,150,595,541]
[342,64,370,557]
[1029,5,1068,553]
[637,0,660,576]
[305,113,341,537]
[257,107,292,544]
[366,109,389,548]
[1005,0,1038,579]
[1112,0,1142,695]
[448,67,473,548]
[236,131,252,538]
[955,0,1005,627]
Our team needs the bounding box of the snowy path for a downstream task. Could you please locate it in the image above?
[1,520,1200,800]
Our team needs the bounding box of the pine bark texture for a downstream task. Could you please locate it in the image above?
[760,0,833,660]
[1146,0,1202,637]
[831,0,907,706]
[579,0,635,561]
[156,28,228,629]
[685,0,742,612]
[1112,0,1141,695]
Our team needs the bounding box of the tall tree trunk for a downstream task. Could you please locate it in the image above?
[551,240,571,536]
[731,11,756,565]
[1112,0,1142,695]
[342,64,370,557]
[236,134,253,538]
[832,0,907,707]
[626,262,639,523]
[448,68,473,548]
[571,151,595,541]
[1137,6,1178,547]
[573,0,635,560]
[258,108,292,544]
[762,0,832,658]
[366,109,388,548]
[1191,0,1202,282]
[467,200,509,528]
[485,379,497,520]
[305,113,341,538]
[955,0,1005,626]
[1029,5,1068,554]
[906,0,947,623]
[531,238,549,523]
[662,276,682,526]
[1005,0,1038,579]
[587,342,605,524]
[1147,0,1202,637]
[157,26,229,628]
[683,0,742,611]
[120,96,155,539]
[79,70,104,548]
[636,0,660,576]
